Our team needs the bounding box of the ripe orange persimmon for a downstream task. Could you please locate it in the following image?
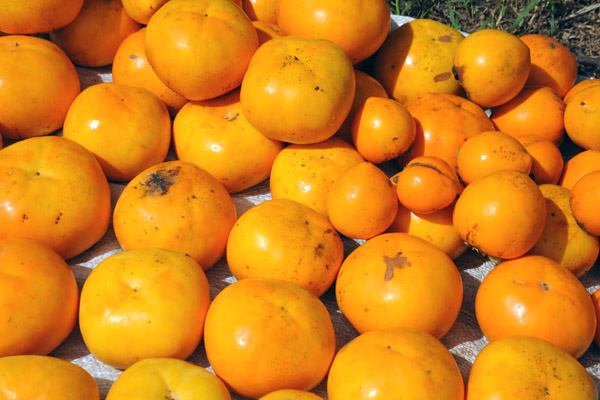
[0,237,78,357]
[457,130,532,185]
[113,160,237,270]
[559,149,600,190]
[226,198,344,296]
[570,170,600,236]
[277,0,390,65]
[563,78,600,104]
[327,162,398,239]
[527,184,599,277]
[453,170,546,259]
[241,35,355,144]
[204,278,336,398]
[0,35,80,139]
[336,232,463,338]
[593,289,600,348]
[453,29,531,108]
[395,156,463,214]
[112,28,187,116]
[564,85,600,150]
[260,390,323,400]
[50,0,142,67]
[79,248,211,369]
[467,336,597,399]
[173,89,283,193]
[327,327,464,400]
[252,20,281,45]
[351,97,416,163]
[63,82,172,182]
[0,0,84,34]
[269,137,364,217]
[0,136,111,259]
[516,135,564,185]
[122,0,170,24]
[374,18,465,104]
[521,34,578,98]
[0,355,100,399]
[145,0,259,101]
[243,0,279,24]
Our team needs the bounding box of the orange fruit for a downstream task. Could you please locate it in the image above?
[475,255,597,359]
[260,390,323,400]
[0,0,84,34]
[0,35,80,139]
[204,278,336,398]
[242,0,279,24]
[335,232,463,338]
[516,135,564,185]
[252,20,281,45]
[564,85,600,150]
[453,29,531,108]
[122,0,170,24]
[570,170,600,236]
[559,149,600,190]
[327,162,398,239]
[563,78,600,104]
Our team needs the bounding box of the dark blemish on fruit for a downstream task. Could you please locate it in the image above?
[55,213,62,224]
[383,252,411,281]
[21,214,28,222]
[139,167,180,196]
[539,281,550,291]
[550,43,556,49]
[129,54,138,59]
[438,34,452,42]
[315,86,319,90]
[314,243,325,258]
[224,113,239,122]
[434,72,452,82]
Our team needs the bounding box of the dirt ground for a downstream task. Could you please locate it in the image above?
[391,0,600,78]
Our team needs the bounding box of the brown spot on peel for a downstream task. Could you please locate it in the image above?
[383,252,411,281]
[434,72,452,82]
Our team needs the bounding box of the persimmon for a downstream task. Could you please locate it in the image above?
[457,130,533,185]
[226,198,344,296]
[592,289,600,348]
[252,20,281,45]
[106,358,231,400]
[113,160,237,270]
[559,149,600,190]
[374,18,465,104]
[63,82,172,182]
[467,336,597,399]
[277,0,390,65]
[564,85,600,150]
[0,136,111,260]
[327,162,398,240]
[269,137,364,217]
[387,203,468,260]
[204,278,336,398]
[516,135,564,185]
[173,89,283,193]
[122,0,170,24]
[490,86,565,144]
[475,255,596,359]
[336,232,463,338]
[260,390,323,400]
[112,28,187,116]
[0,355,100,399]
[327,327,464,400]
[453,29,531,108]
[453,170,546,259]
[241,35,355,144]
[563,78,600,104]
[0,0,84,34]
[527,184,599,277]
[351,97,416,164]
[79,248,211,369]
[49,0,142,67]
[243,0,279,24]
[0,237,78,357]
[0,35,80,139]
[521,34,578,98]
[394,156,463,214]
[402,93,495,171]
[570,170,600,236]
[145,0,259,101]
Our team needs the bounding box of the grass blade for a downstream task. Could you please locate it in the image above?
[508,0,540,32]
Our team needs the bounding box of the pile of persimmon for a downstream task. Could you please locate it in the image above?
[2,0,600,399]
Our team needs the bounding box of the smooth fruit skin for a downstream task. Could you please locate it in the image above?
[563,78,600,104]
[0,355,100,399]
[0,0,84,34]
[173,89,284,193]
[516,135,564,185]
[145,0,259,101]
[50,0,142,67]
[113,160,237,270]
[63,82,172,182]
[327,327,464,400]
[277,0,390,65]
[374,18,465,104]
[0,237,78,357]
[122,0,170,24]
[453,170,546,259]
[79,248,211,370]
[204,278,336,399]
[467,336,597,400]
[243,0,279,24]
[335,232,463,339]
[260,389,324,400]
[0,136,111,260]
[240,36,355,144]
[475,255,597,359]
[559,149,600,190]
[564,85,600,150]
[527,184,599,277]
[0,35,80,139]
[106,358,231,400]
[570,170,600,236]
[453,29,531,108]
[227,198,343,297]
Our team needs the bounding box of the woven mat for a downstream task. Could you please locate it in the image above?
[49,15,600,399]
